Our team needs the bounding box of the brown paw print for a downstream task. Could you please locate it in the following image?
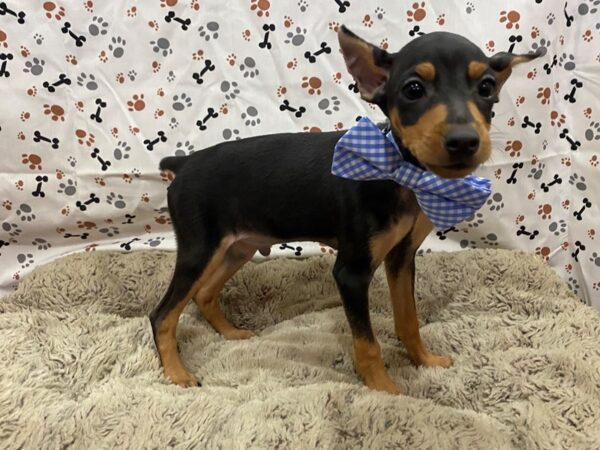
[362,14,373,27]
[507,117,515,126]
[12,272,20,281]
[436,14,445,26]
[504,140,522,157]
[84,1,94,12]
[494,168,502,179]
[334,122,344,131]
[65,54,77,65]
[127,94,145,111]
[144,224,152,233]
[537,204,552,220]
[561,157,571,166]
[116,72,125,83]
[154,108,165,118]
[85,243,98,252]
[20,112,30,122]
[515,214,525,224]
[152,61,161,73]
[219,104,229,114]
[227,54,237,66]
[77,221,97,230]
[20,46,30,57]
[407,2,427,22]
[192,49,204,60]
[43,2,66,21]
[157,88,165,97]
[528,190,536,200]
[583,30,593,42]
[111,127,118,137]
[148,20,159,31]
[155,215,172,225]
[301,76,322,95]
[0,30,8,48]
[75,129,95,146]
[380,38,389,50]
[127,6,137,17]
[590,154,598,167]
[60,206,70,216]
[284,16,294,28]
[562,199,570,210]
[332,72,342,84]
[3,200,12,210]
[141,193,150,203]
[160,171,175,182]
[160,0,178,7]
[22,153,42,170]
[287,58,298,70]
[550,111,566,127]
[277,86,287,97]
[584,107,592,118]
[485,41,495,52]
[319,243,336,255]
[15,180,24,191]
[75,101,84,112]
[499,10,520,29]
[536,87,551,105]
[27,86,37,97]
[99,50,108,63]
[95,176,106,186]
[588,229,596,240]
[328,21,339,32]
[242,30,251,41]
[17,132,26,141]
[527,68,537,80]
[535,246,551,261]
[560,241,569,251]
[56,169,65,179]
[530,26,540,39]
[303,126,322,132]
[129,125,140,135]
[43,104,65,121]
[191,0,199,9]
[515,96,525,107]
[250,0,270,17]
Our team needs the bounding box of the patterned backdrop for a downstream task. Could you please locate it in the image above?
[0,1,599,308]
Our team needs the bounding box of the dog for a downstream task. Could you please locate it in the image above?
[150,26,540,395]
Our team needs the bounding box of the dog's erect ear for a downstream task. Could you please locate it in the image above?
[489,49,542,90]
[338,25,393,102]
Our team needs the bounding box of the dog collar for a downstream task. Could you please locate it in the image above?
[331,116,492,229]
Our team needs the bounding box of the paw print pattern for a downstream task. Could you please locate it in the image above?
[16,204,36,222]
[172,94,192,111]
[23,58,45,76]
[17,253,34,268]
[174,141,195,156]
[239,57,259,78]
[569,174,587,191]
[284,27,307,46]
[109,36,126,58]
[223,128,241,140]
[198,22,219,41]
[487,193,505,211]
[150,38,173,56]
[585,122,600,141]
[106,192,126,209]
[57,179,77,196]
[76,73,98,91]
[89,16,109,36]
[32,238,51,250]
[144,236,165,247]
[113,141,131,160]
[221,81,240,100]
[590,252,600,267]
[318,96,340,115]
[241,106,260,126]
[549,220,567,236]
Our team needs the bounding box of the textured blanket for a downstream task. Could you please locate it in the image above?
[0,249,599,449]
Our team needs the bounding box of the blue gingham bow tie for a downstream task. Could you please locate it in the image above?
[331,117,492,229]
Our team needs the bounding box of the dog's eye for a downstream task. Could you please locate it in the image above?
[478,78,496,98]
[402,81,426,100]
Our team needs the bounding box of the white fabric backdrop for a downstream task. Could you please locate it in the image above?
[1,0,599,307]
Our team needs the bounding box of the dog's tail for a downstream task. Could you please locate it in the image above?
[159,155,188,174]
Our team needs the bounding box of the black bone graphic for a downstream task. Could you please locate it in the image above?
[32,175,48,198]
[0,52,14,77]
[143,131,168,150]
[64,232,90,239]
[196,108,218,131]
[165,11,191,30]
[516,225,539,240]
[573,197,591,221]
[436,226,458,241]
[192,59,215,85]
[259,23,275,49]
[120,237,140,251]
[540,174,562,192]
[563,78,582,103]
[33,130,60,149]
[91,148,111,171]
[409,25,425,37]
[0,2,25,24]
[90,98,107,123]
[571,240,585,262]
[279,243,302,256]
[334,0,350,13]
[61,22,86,47]
[304,42,331,63]
[75,193,100,211]
[521,115,542,134]
[563,1,573,27]
[506,162,524,184]
[122,214,136,225]
[559,128,581,150]
[42,73,71,92]
[507,34,522,53]
[279,99,306,118]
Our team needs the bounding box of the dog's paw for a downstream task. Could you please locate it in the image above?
[363,372,402,395]
[166,369,200,387]
[418,353,453,369]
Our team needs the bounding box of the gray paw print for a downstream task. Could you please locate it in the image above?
[486,192,504,211]
[480,233,499,247]
[318,96,340,115]
[23,57,45,76]
[465,212,484,227]
[578,0,600,15]
[465,2,475,14]
[223,128,241,141]
[239,57,259,78]
[590,252,600,267]
[558,53,576,71]
[284,27,307,46]
[98,226,120,237]
[174,140,195,156]
[198,22,219,41]
[169,117,179,129]
[548,219,567,236]
[298,0,309,12]
[568,173,587,191]
[459,239,477,249]
[17,253,34,269]
[2,222,22,237]
[567,276,580,295]
[172,94,192,111]
[144,236,165,248]
[546,12,555,24]
[166,70,175,82]
[109,36,126,58]
[530,38,551,57]
[221,80,240,100]
[16,203,36,222]
[114,141,131,160]
[132,168,141,178]
[374,7,386,19]
[67,156,77,167]
[528,162,545,180]
[32,238,51,250]
[585,121,600,141]
[150,38,173,57]
[106,192,126,209]
[76,72,98,91]
[57,179,77,196]
[241,106,260,126]
[128,70,137,81]
[416,248,432,256]
[34,33,44,45]
[89,16,109,36]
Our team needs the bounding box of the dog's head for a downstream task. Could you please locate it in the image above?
[338,26,540,179]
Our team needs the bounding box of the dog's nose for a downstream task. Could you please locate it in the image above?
[444,127,480,156]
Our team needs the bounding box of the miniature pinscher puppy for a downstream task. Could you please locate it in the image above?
[150,26,539,395]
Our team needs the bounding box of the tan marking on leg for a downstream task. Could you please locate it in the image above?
[385,213,452,369]
[369,216,414,269]
[468,61,488,80]
[157,238,234,387]
[353,338,400,395]
[415,62,436,81]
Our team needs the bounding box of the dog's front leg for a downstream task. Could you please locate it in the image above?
[333,250,401,395]
[384,214,453,369]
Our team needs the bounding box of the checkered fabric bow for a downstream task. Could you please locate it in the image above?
[331,117,492,229]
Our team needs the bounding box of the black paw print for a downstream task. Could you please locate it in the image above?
[284,27,307,46]
[76,72,98,91]
[114,141,131,160]
[17,253,34,268]
[32,238,51,250]
[150,38,173,56]
[89,16,109,36]
[57,179,77,196]
[568,173,587,191]
[548,219,567,236]
[106,192,126,209]
[318,96,340,115]
[198,22,219,41]
[528,162,545,180]
[486,193,505,211]
[16,203,36,222]
[220,80,240,100]
[109,36,126,58]
[239,57,259,78]
[172,93,192,111]
[585,121,600,141]
[241,106,260,126]
[174,140,195,156]
[23,57,45,76]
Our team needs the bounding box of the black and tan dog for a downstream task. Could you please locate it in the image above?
[150,26,539,395]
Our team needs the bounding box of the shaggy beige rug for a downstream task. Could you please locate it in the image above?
[1,249,599,449]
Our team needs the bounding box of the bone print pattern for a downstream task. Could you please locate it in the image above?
[0,1,599,308]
